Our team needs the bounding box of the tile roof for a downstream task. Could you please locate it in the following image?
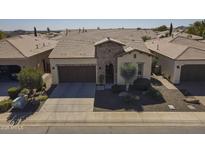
[0,35,57,58]
[145,36,205,60]
[49,29,156,58]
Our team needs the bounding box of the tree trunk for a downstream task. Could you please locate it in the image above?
[126,83,129,92]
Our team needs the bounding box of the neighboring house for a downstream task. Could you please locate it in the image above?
[0,35,57,78]
[146,35,205,84]
[49,29,154,85]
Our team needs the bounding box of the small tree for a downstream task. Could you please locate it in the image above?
[34,27,37,37]
[47,27,50,33]
[169,23,173,36]
[120,63,136,91]
[18,68,43,90]
[141,36,151,42]
[98,74,105,85]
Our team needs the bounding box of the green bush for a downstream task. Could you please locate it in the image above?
[35,95,48,102]
[18,68,43,90]
[141,35,151,42]
[0,99,12,112]
[131,78,151,91]
[124,95,140,104]
[98,74,105,85]
[8,87,20,99]
[145,87,162,99]
[19,88,30,95]
[111,84,125,93]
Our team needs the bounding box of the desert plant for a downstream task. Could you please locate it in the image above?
[18,68,43,90]
[132,78,151,91]
[141,35,151,42]
[98,74,105,85]
[154,25,168,32]
[145,87,162,99]
[111,84,125,93]
[124,94,140,104]
[19,88,30,96]
[8,87,21,99]
[120,63,136,91]
[0,99,12,112]
[35,95,48,102]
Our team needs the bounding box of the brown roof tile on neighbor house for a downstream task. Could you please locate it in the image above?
[0,40,25,58]
[49,29,156,58]
[145,36,205,60]
[170,36,205,50]
[0,35,57,59]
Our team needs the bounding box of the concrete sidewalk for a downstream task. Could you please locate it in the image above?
[1,112,205,126]
[153,75,177,90]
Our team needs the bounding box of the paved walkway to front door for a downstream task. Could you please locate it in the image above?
[39,83,96,112]
[153,75,177,90]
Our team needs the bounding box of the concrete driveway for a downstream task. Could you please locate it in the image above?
[40,83,96,112]
[176,82,205,106]
[177,82,205,96]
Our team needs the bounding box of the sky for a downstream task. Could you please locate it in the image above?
[0,19,201,31]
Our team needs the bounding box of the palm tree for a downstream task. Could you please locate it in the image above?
[120,63,136,91]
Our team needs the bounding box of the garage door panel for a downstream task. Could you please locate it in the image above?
[58,66,96,82]
[180,65,205,81]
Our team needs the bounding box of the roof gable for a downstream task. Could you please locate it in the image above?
[94,37,125,46]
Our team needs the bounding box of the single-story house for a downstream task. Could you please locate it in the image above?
[49,29,154,85]
[0,35,57,78]
[146,35,205,84]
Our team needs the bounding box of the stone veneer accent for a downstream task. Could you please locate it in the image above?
[95,41,124,84]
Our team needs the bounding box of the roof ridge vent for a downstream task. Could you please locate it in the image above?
[107,37,110,40]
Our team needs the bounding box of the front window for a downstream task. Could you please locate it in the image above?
[137,63,144,78]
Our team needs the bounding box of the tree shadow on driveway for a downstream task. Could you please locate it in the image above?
[7,101,42,125]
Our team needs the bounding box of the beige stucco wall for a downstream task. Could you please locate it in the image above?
[0,50,51,72]
[50,58,97,84]
[154,52,205,84]
[173,60,205,84]
[156,54,175,82]
[117,51,152,85]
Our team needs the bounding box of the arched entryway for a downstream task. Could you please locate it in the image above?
[105,64,114,83]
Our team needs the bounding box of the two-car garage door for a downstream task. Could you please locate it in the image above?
[58,65,96,82]
[180,65,205,81]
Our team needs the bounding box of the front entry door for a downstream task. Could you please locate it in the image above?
[105,64,114,83]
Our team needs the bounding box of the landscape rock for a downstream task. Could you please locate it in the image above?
[183,97,200,104]
[118,91,129,97]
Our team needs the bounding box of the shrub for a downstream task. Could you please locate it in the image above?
[18,68,43,90]
[124,94,140,104]
[19,88,30,96]
[35,95,48,102]
[0,99,12,112]
[98,74,105,85]
[145,87,162,99]
[141,35,151,42]
[132,78,151,91]
[8,87,20,99]
[111,84,125,93]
